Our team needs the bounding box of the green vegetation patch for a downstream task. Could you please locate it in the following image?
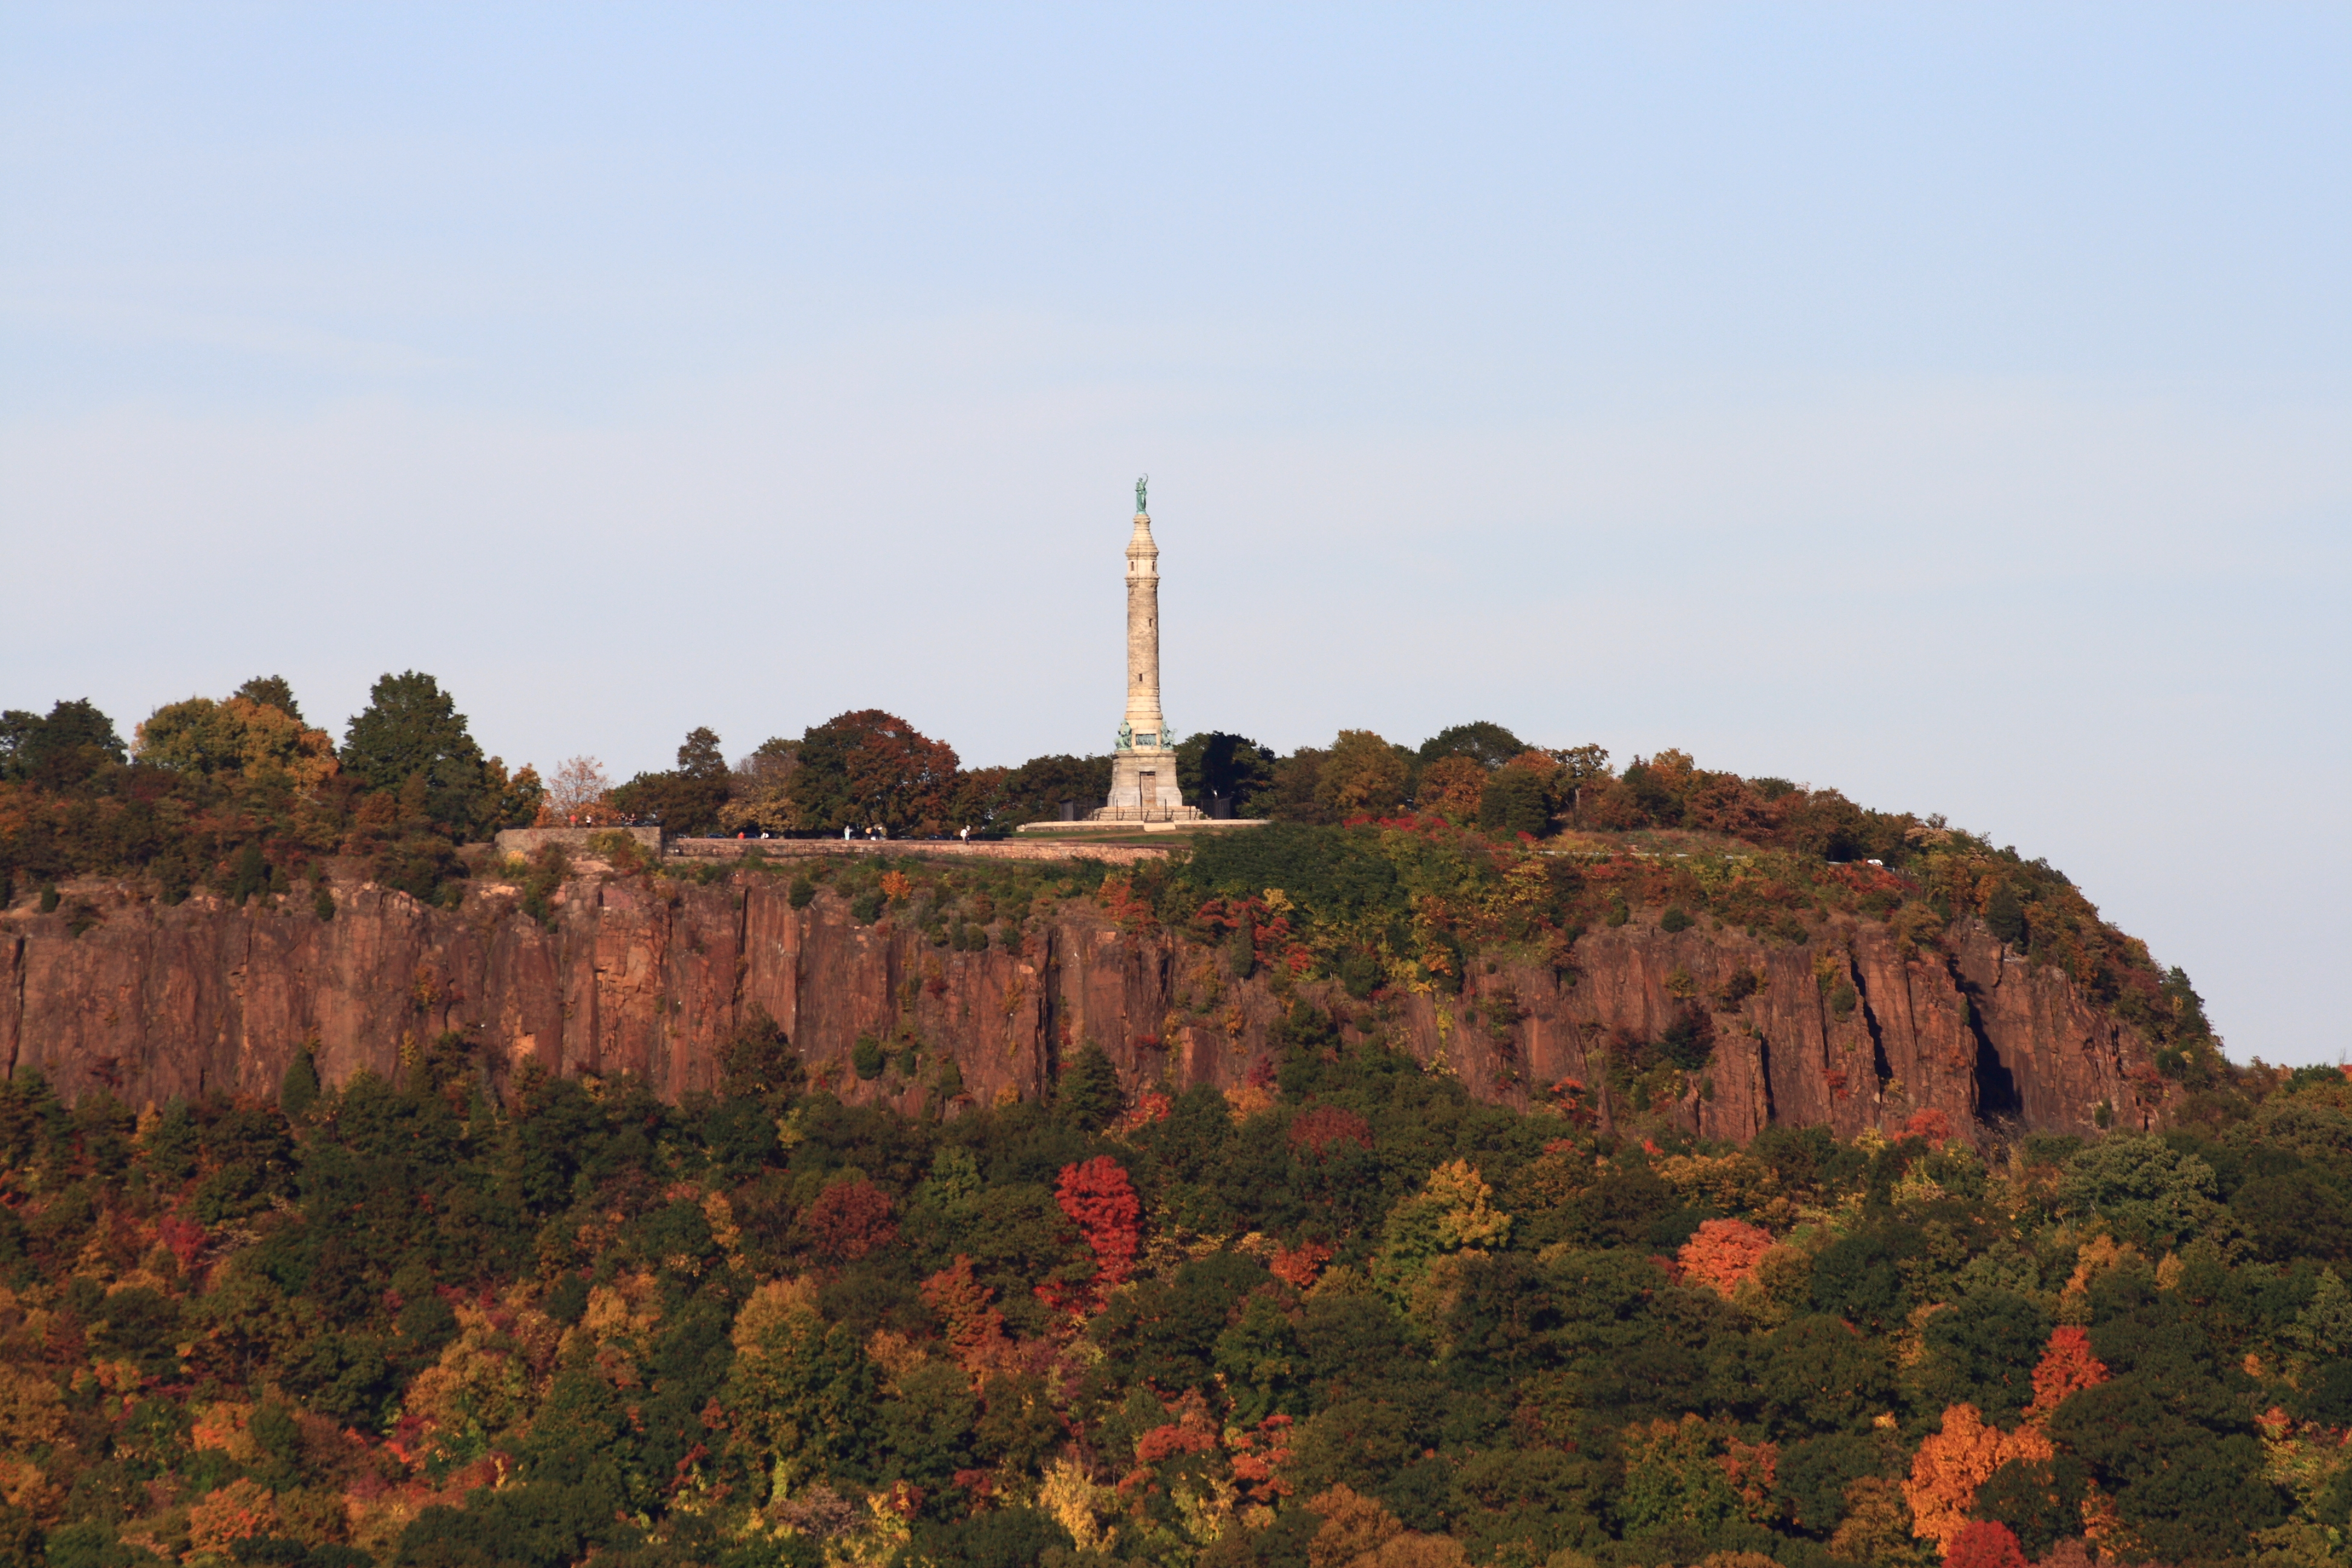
[0,1032,2343,1568]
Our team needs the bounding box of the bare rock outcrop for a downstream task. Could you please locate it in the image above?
[0,867,2167,1138]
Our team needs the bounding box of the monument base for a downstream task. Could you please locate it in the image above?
[1094,746,1196,821]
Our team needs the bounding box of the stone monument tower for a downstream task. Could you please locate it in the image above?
[1099,477,1201,822]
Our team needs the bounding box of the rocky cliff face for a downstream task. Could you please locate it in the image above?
[0,865,2169,1138]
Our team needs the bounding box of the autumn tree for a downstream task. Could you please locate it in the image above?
[543,756,615,824]
[1375,1160,1511,1315]
[718,736,801,834]
[1942,1519,2028,1568]
[1678,1219,1775,1298]
[1040,1157,1142,1315]
[921,1255,1016,1378]
[788,709,961,835]
[1318,730,1413,820]
[2022,1325,2108,1420]
[1903,1405,2052,1553]
[136,692,338,788]
[802,1179,898,1261]
[1414,756,1487,820]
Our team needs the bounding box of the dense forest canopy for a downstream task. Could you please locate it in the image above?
[0,1006,2347,1568]
[5,675,2343,1568]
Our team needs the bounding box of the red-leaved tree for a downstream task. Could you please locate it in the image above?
[803,1180,897,1261]
[1944,1520,2029,1568]
[1287,1106,1374,1159]
[1903,1108,1955,1143]
[1038,1157,1142,1316]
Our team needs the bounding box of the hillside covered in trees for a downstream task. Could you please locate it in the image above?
[1,1013,2348,1568]
[4,675,2344,1568]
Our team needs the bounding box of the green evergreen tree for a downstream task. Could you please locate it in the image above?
[1417,720,1527,769]
[279,1048,321,1122]
[227,842,269,904]
[339,671,492,831]
[1478,767,1553,837]
[719,1005,802,1107]
[1985,882,2027,946]
[1058,1042,1123,1130]
[610,726,731,835]
[1176,731,1278,815]
[0,698,125,785]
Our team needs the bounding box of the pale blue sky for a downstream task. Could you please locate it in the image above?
[3,6,2347,1063]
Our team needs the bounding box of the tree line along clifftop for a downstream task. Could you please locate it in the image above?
[3,677,2238,1128]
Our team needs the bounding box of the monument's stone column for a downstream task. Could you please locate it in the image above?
[1101,477,1197,821]
[1124,508,1165,742]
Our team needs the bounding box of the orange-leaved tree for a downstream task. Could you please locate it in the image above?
[920,1254,1015,1378]
[1270,1239,1334,1290]
[2024,1324,2109,1421]
[1677,1218,1775,1298]
[1904,1404,2053,1552]
[1416,756,1488,820]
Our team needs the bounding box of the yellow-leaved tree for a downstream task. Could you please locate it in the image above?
[724,1279,877,1498]
[136,695,338,788]
[1374,1160,1512,1331]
